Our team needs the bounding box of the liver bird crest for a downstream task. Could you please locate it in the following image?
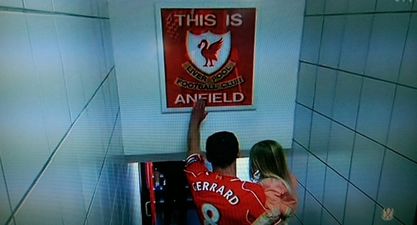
[197,38,223,67]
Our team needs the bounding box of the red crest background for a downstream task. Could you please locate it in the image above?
[160,8,256,109]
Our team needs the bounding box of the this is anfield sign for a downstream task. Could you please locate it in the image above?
[158,7,256,111]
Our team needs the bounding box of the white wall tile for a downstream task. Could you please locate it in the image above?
[88,0,99,17]
[387,86,417,162]
[0,166,12,225]
[297,63,316,108]
[399,13,417,88]
[300,16,323,63]
[23,0,53,11]
[77,18,102,103]
[323,168,347,222]
[310,112,331,161]
[332,72,362,129]
[339,15,373,74]
[319,16,346,68]
[356,78,395,144]
[109,114,124,157]
[0,12,50,208]
[365,14,409,82]
[291,142,308,186]
[302,192,322,225]
[53,133,88,225]
[86,187,106,225]
[294,186,305,221]
[373,205,404,225]
[54,16,87,122]
[321,209,340,225]
[88,0,108,18]
[55,16,96,122]
[344,184,375,225]
[90,18,107,85]
[305,0,325,15]
[314,67,337,117]
[347,0,376,13]
[100,162,114,212]
[377,151,417,225]
[53,0,93,16]
[92,85,114,148]
[107,71,120,121]
[101,20,115,74]
[306,154,326,202]
[97,0,109,18]
[99,82,112,128]
[293,104,312,148]
[324,0,349,14]
[70,114,102,209]
[26,14,71,152]
[86,172,113,225]
[290,217,303,225]
[376,0,413,12]
[327,122,354,178]
[0,0,22,7]
[14,163,63,225]
[350,134,384,199]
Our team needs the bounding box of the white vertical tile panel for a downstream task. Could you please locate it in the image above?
[365,14,409,82]
[324,0,348,14]
[53,0,93,16]
[339,15,373,74]
[356,78,395,144]
[297,63,316,108]
[55,16,86,122]
[347,0,376,13]
[305,0,325,15]
[323,168,348,222]
[327,122,355,178]
[0,11,50,208]
[302,192,322,224]
[0,0,22,7]
[14,161,64,225]
[300,16,323,63]
[387,86,417,162]
[350,134,384,199]
[399,13,417,88]
[26,14,71,152]
[53,127,88,225]
[377,151,417,225]
[0,165,12,225]
[310,112,331,162]
[23,0,53,11]
[314,67,337,117]
[344,184,375,225]
[101,20,115,73]
[306,154,326,202]
[293,104,312,148]
[332,72,362,129]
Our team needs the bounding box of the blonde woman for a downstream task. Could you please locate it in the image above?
[249,140,298,225]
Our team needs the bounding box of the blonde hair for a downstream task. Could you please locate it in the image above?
[249,140,290,184]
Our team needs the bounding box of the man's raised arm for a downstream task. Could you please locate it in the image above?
[187,99,208,156]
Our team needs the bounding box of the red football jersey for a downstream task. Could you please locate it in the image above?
[185,154,267,225]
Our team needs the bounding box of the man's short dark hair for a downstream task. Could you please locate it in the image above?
[206,131,239,169]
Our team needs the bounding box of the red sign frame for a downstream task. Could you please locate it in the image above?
[157,7,257,111]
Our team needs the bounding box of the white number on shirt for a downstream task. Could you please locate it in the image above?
[201,203,220,225]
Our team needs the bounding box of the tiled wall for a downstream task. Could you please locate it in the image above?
[291,0,417,225]
[0,1,131,225]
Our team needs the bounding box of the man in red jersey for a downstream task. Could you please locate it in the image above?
[185,100,281,225]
